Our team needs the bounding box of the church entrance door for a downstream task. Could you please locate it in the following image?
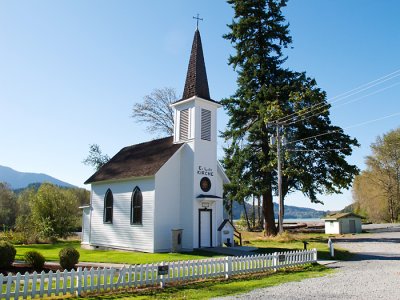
[199,209,212,248]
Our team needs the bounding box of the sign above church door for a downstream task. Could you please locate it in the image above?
[197,166,214,176]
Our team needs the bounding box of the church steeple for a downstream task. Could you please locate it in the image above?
[181,29,211,101]
[171,26,220,145]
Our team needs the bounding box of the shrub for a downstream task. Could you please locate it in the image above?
[24,251,45,270]
[2,230,30,245]
[0,241,16,268]
[15,216,40,244]
[59,247,80,270]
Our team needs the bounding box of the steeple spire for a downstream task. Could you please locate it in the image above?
[181,28,211,101]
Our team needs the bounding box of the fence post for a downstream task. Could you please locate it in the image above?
[313,248,317,262]
[160,262,165,289]
[76,267,82,296]
[5,274,12,300]
[0,274,3,299]
[225,256,232,279]
[328,239,334,257]
[273,252,278,272]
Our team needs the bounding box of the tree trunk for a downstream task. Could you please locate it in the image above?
[258,196,262,228]
[260,122,276,236]
[282,176,289,219]
[230,198,233,224]
[263,190,277,236]
[243,201,251,231]
[252,195,256,228]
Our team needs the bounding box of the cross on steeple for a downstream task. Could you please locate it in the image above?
[193,13,203,29]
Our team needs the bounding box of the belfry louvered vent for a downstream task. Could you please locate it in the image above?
[201,109,211,141]
[179,109,189,141]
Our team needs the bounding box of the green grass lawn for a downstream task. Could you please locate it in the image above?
[240,231,354,261]
[14,241,221,265]
[77,264,332,300]
[13,231,353,265]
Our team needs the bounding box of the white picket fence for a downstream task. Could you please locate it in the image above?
[0,249,317,300]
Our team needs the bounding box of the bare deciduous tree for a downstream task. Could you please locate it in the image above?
[131,87,176,136]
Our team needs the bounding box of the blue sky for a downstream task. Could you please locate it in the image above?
[1,0,399,211]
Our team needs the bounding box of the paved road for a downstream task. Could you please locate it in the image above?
[214,224,400,300]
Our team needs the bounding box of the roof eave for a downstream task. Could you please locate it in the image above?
[171,96,221,108]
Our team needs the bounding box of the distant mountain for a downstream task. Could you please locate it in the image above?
[231,201,326,220]
[341,204,355,213]
[0,165,75,189]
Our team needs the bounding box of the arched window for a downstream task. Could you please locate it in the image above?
[103,189,113,223]
[131,186,143,225]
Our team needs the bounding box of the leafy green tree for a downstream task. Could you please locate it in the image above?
[30,183,79,239]
[353,171,387,222]
[15,186,39,243]
[222,0,359,235]
[14,185,87,243]
[0,182,17,228]
[16,186,35,217]
[353,128,400,222]
[70,187,90,207]
[69,187,90,229]
[83,144,110,171]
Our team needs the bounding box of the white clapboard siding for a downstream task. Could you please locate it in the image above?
[154,149,182,252]
[90,178,155,252]
[0,249,317,299]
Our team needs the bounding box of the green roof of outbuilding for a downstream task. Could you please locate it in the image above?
[322,212,364,220]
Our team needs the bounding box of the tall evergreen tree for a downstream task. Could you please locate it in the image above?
[222,0,359,236]
[278,73,359,202]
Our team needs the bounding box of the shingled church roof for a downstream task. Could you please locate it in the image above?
[176,29,215,103]
[85,136,183,184]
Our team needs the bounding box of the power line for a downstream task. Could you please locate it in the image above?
[284,80,400,127]
[272,68,400,124]
[333,81,400,109]
[345,111,400,129]
[286,111,400,145]
[286,148,352,152]
[275,68,400,124]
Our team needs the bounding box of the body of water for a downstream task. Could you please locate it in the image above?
[281,218,323,223]
[234,218,323,223]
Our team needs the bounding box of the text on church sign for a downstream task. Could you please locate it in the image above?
[197,166,214,176]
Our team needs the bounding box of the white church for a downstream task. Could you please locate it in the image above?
[81,27,234,253]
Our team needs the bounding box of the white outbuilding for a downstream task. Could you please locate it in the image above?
[323,212,363,234]
[81,27,230,253]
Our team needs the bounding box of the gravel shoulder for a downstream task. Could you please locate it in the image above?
[213,224,400,300]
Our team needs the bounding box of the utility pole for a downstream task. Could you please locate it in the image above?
[269,122,285,234]
[276,124,284,234]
